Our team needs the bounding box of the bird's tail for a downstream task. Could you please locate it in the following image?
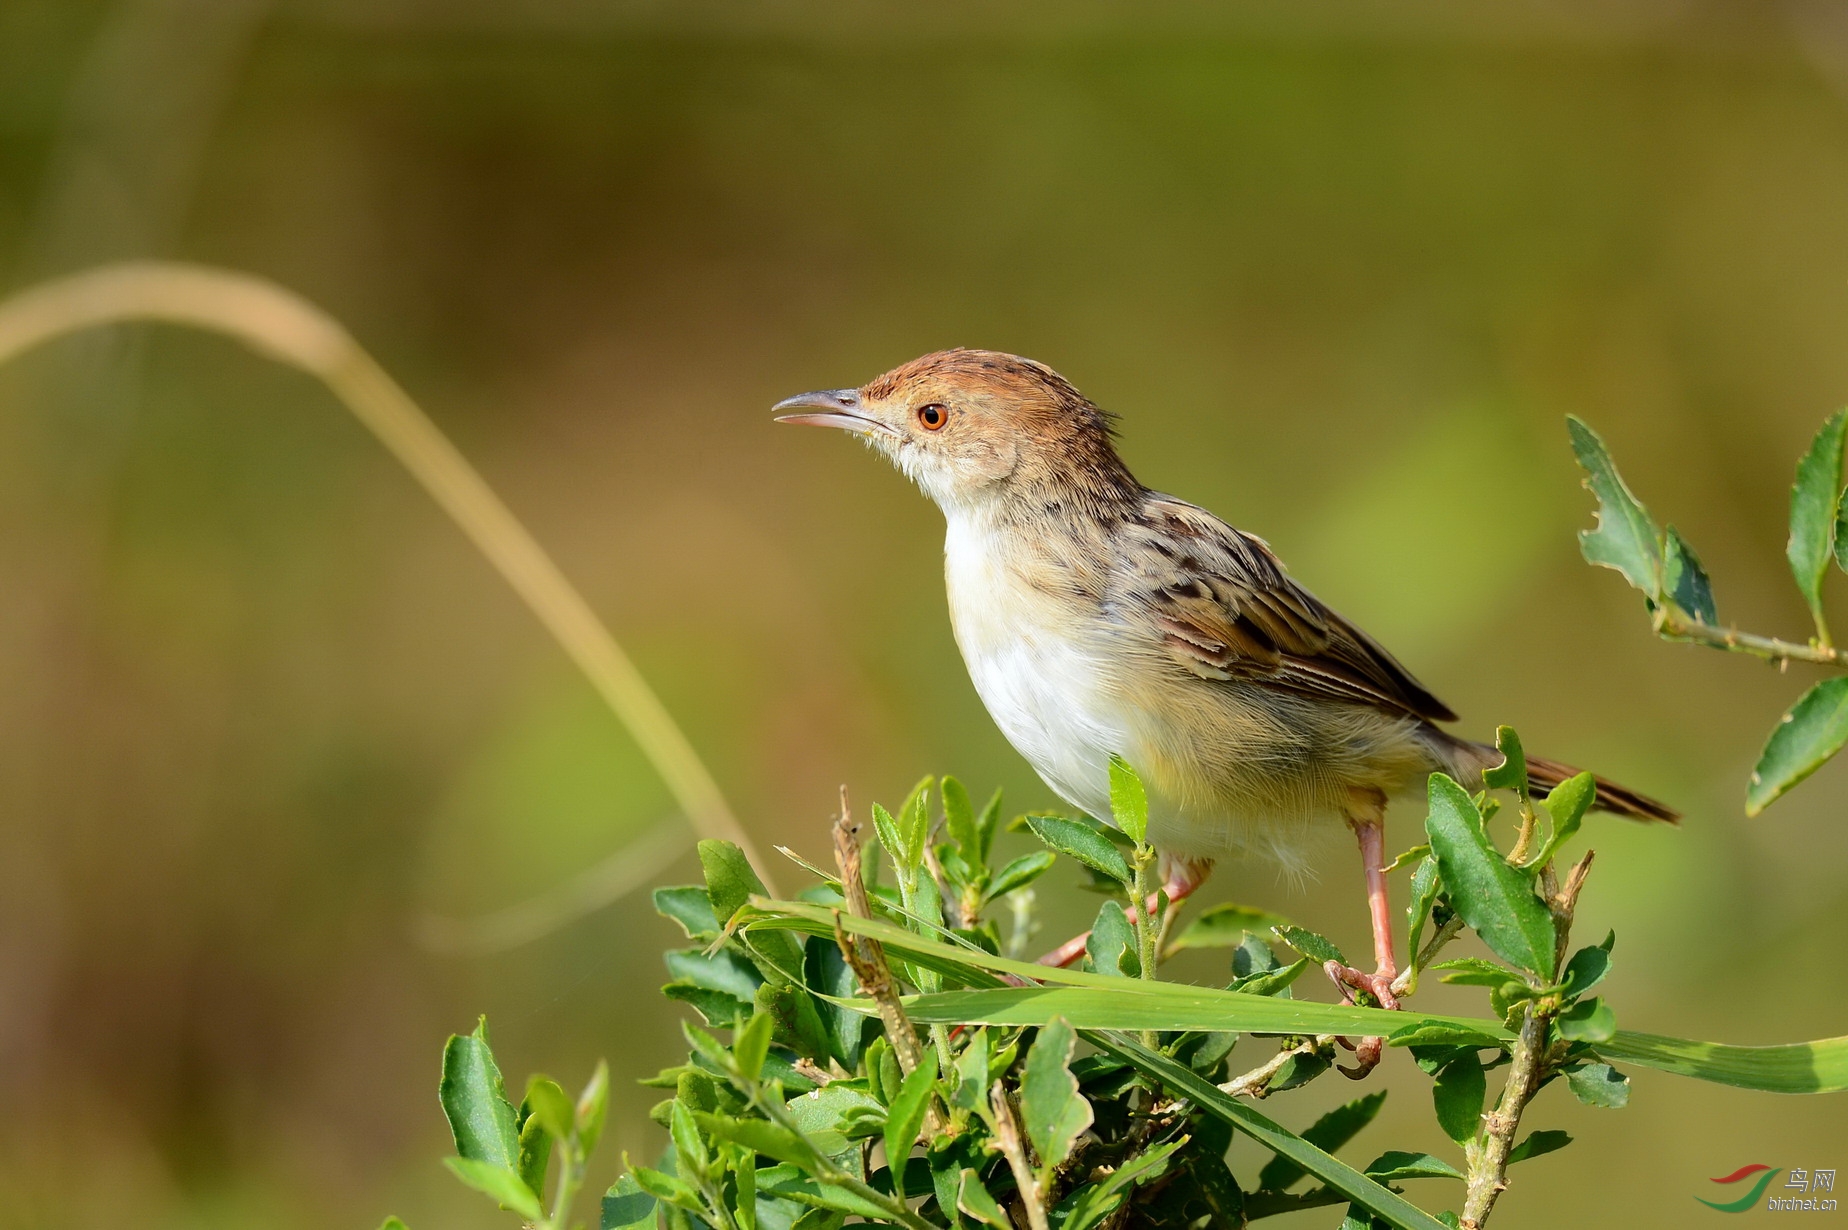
[1443,736,1680,823]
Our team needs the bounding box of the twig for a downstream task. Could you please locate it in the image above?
[1656,610,1845,667]
[1461,1003,1550,1228]
[988,1085,1051,1230]
[1219,1037,1334,1099]
[1460,851,1595,1227]
[0,262,778,894]
[831,793,927,1076]
[1392,914,1465,998]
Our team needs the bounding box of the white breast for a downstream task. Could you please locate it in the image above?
[942,514,1123,821]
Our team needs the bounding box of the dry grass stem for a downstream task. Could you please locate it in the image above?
[831,792,925,1075]
[0,261,775,902]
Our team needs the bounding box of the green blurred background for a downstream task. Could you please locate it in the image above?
[2,3,1846,1226]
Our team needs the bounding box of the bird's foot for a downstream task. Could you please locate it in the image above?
[1323,959,1400,1078]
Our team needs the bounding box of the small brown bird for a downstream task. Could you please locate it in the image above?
[776,349,1674,1057]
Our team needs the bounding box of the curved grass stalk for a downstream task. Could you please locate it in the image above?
[0,261,776,897]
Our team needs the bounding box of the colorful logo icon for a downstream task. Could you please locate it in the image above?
[1698,1164,1783,1213]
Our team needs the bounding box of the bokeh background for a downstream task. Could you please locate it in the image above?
[3,2,1847,1226]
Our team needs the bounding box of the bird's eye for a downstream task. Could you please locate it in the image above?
[916,403,948,431]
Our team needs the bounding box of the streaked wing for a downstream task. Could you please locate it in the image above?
[1115,495,1457,723]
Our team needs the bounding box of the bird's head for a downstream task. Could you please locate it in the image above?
[773,349,1137,518]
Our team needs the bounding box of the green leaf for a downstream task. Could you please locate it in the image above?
[443,1157,545,1220]
[669,1099,709,1179]
[733,1010,773,1084]
[941,776,979,856]
[1258,1090,1387,1191]
[1167,903,1290,952]
[804,935,871,1071]
[665,947,764,1002]
[1232,933,1279,978]
[576,1060,610,1158]
[1268,1049,1330,1093]
[884,1051,937,1198]
[787,1210,842,1230]
[523,1076,576,1144]
[1507,1129,1572,1164]
[1558,997,1616,1044]
[440,1018,521,1172]
[1560,939,1613,1000]
[957,1169,1012,1228]
[601,1175,658,1230]
[701,839,768,926]
[1481,727,1527,797]
[626,1160,704,1211]
[378,1219,409,1230]
[1423,775,1556,975]
[654,885,720,940]
[1386,1022,1506,1050]
[747,897,1848,1092]
[1403,855,1442,970]
[1664,526,1717,624]
[870,803,907,876]
[1530,772,1595,869]
[516,1110,552,1204]
[1432,957,1520,988]
[1788,409,1847,630]
[1021,1017,1093,1172]
[754,982,832,1062]
[1089,1034,1453,1230]
[734,1154,758,1230]
[1432,1051,1486,1144]
[1363,1151,1465,1182]
[975,788,1004,864]
[680,1020,734,1074]
[987,850,1056,901]
[1026,815,1132,884]
[783,1084,884,1156]
[1272,924,1346,966]
[1086,901,1141,978]
[663,981,752,1028]
[1231,956,1310,998]
[1566,1062,1630,1108]
[755,1164,888,1219]
[950,1027,989,1112]
[900,776,933,861]
[1836,484,1848,574]
[1747,676,1848,815]
[699,1115,820,1170]
[1108,754,1149,845]
[1569,415,1663,599]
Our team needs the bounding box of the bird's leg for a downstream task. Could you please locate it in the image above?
[1324,791,1399,1077]
[1037,853,1214,968]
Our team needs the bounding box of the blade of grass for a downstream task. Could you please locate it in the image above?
[752,899,1848,1095]
[894,985,1507,1041]
[1596,1031,1848,1095]
[0,261,775,901]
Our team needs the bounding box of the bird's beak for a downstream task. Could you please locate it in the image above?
[772,389,898,437]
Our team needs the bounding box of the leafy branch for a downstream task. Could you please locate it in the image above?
[385,751,1844,1230]
[1569,411,1848,813]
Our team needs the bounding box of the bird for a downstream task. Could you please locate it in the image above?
[774,348,1676,1067]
